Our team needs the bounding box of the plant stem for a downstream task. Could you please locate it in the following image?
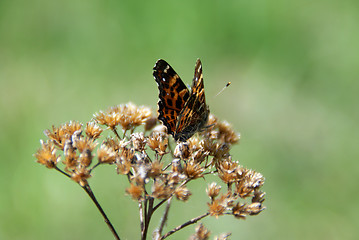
[139,200,145,238]
[112,127,122,140]
[158,197,172,236]
[54,166,71,178]
[142,197,154,240]
[160,213,210,239]
[82,184,121,240]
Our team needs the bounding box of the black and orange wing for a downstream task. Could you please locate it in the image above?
[153,59,190,136]
[175,59,209,141]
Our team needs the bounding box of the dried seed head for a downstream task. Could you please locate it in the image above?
[147,132,167,155]
[218,159,238,184]
[148,161,163,179]
[71,166,91,187]
[71,129,82,146]
[206,182,222,200]
[187,136,201,152]
[117,103,152,131]
[189,223,211,240]
[207,198,226,218]
[183,160,204,179]
[167,172,186,185]
[116,157,132,175]
[174,186,191,201]
[93,110,120,129]
[34,140,60,168]
[85,121,103,139]
[79,148,93,167]
[44,121,82,149]
[63,139,78,170]
[151,180,173,199]
[192,148,208,163]
[247,202,265,216]
[217,120,240,144]
[73,135,97,153]
[174,142,190,159]
[126,183,144,200]
[102,137,121,151]
[171,158,183,173]
[97,144,117,164]
[252,190,266,204]
[118,146,135,163]
[131,132,146,152]
[66,121,83,135]
[35,103,266,233]
[213,143,231,160]
[235,170,264,198]
[131,162,150,185]
[207,114,218,127]
[94,103,152,131]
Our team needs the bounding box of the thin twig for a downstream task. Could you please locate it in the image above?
[160,212,210,239]
[162,162,172,171]
[158,197,172,236]
[143,150,152,163]
[55,166,120,239]
[142,197,154,240]
[153,199,167,212]
[139,200,144,237]
[54,166,71,178]
[89,162,101,173]
[112,127,122,140]
[82,184,121,240]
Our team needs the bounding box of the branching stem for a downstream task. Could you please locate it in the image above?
[82,184,121,240]
[160,212,210,239]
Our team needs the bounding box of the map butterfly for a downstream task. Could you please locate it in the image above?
[153,59,210,142]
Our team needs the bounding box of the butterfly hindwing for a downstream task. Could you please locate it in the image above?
[175,59,209,141]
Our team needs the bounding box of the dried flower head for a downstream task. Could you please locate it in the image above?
[97,143,117,164]
[86,121,103,139]
[71,166,91,187]
[147,132,168,155]
[174,186,191,201]
[44,121,82,149]
[206,182,222,200]
[131,132,146,152]
[189,223,211,240]
[126,183,144,200]
[35,101,265,240]
[34,140,60,168]
[183,160,204,179]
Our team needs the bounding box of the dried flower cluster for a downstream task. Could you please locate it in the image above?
[34,102,265,240]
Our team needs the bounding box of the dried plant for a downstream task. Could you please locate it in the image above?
[34,102,265,240]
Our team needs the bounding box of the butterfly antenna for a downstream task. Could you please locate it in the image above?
[215,82,231,97]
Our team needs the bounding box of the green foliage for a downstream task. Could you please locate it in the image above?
[1,0,358,239]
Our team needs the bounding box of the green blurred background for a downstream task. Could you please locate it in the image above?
[1,0,358,239]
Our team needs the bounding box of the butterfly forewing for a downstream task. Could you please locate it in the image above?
[153,59,190,136]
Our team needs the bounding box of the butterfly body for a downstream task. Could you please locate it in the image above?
[153,59,209,142]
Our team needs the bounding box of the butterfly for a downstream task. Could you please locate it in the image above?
[153,59,210,142]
